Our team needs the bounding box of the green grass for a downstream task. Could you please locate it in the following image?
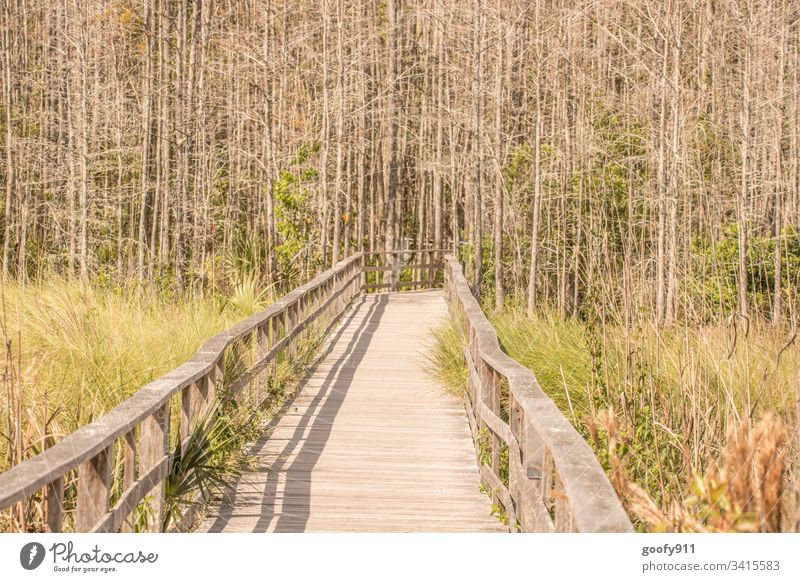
[0,276,275,475]
[428,307,799,532]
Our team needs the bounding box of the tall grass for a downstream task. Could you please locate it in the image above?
[0,277,267,476]
[429,308,799,532]
[0,272,330,532]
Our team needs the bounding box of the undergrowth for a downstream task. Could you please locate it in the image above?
[428,309,800,532]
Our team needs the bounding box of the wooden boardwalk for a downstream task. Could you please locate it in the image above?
[198,291,505,532]
[0,251,630,533]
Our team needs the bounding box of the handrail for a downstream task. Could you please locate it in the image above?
[444,255,632,532]
[0,253,366,532]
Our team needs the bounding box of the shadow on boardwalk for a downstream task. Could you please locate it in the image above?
[205,294,388,533]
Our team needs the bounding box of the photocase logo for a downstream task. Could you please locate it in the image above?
[20,542,46,570]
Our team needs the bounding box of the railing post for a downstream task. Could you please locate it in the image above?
[45,476,64,533]
[284,303,294,359]
[268,317,277,378]
[391,252,399,292]
[360,253,366,291]
[76,444,113,532]
[519,416,554,531]
[554,473,575,532]
[140,402,170,532]
[181,381,200,454]
[256,322,269,400]
[198,363,218,419]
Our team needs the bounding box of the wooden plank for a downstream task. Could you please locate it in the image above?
[363,263,443,272]
[365,280,430,290]
[119,430,137,532]
[181,382,199,454]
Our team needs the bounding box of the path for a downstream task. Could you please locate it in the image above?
[198,291,504,532]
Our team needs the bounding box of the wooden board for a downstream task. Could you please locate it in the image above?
[197,291,504,533]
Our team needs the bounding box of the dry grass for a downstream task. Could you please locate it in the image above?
[429,308,800,532]
[0,277,253,476]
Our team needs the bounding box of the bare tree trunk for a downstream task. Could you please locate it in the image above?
[527,0,542,314]
[472,0,484,297]
[493,2,505,309]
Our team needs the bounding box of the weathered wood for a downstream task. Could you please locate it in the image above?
[444,256,633,533]
[365,280,430,290]
[120,430,137,532]
[181,382,199,454]
[45,476,64,533]
[198,292,503,533]
[76,445,113,532]
[0,256,364,516]
[139,403,169,532]
[0,250,626,535]
[92,456,169,533]
[363,262,443,272]
[0,254,377,534]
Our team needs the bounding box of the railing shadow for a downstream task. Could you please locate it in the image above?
[205,293,388,532]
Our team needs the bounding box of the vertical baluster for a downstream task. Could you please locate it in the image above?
[197,367,215,419]
[181,381,199,454]
[335,270,342,315]
[360,253,366,291]
[256,322,269,401]
[140,402,170,531]
[391,252,399,291]
[268,317,277,378]
[45,476,64,533]
[298,297,307,357]
[507,392,520,524]
[519,416,554,532]
[119,430,136,532]
[542,448,554,518]
[419,250,425,290]
[76,444,113,532]
[554,472,575,532]
[283,303,292,359]
[482,364,500,507]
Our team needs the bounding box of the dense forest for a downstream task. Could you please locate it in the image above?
[0,0,798,327]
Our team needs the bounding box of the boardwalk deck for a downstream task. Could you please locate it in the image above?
[198,290,505,533]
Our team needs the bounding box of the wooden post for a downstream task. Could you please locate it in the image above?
[285,302,295,359]
[391,252,399,291]
[76,444,113,532]
[256,322,269,400]
[45,476,64,533]
[181,381,199,454]
[140,402,170,531]
[554,473,574,532]
[267,317,277,378]
[120,430,136,532]
[360,253,366,291]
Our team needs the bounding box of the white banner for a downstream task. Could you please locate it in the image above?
[1,533,798,582]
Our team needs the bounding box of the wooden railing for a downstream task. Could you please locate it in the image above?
[363,249,445,292]
[444,255,633,532]
[0,254,364,533]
